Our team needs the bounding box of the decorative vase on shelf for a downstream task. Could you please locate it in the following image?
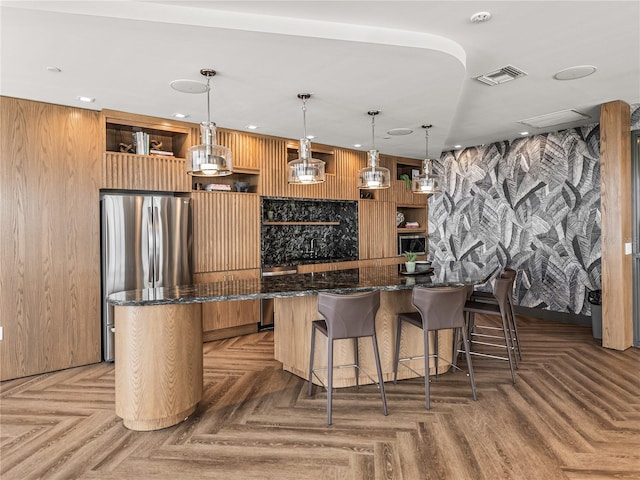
[405,261,416,274]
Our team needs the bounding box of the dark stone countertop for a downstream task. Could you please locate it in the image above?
[108,262,498,307]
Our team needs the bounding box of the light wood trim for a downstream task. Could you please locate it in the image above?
[0,97,102,381]
[194,269,261,283]
[599,100,633,350]
[296,260,361,274]
[103,109,194,134]
[358,200,397,259]
[102,152,191,192]
[114,303,202,431]
[273,291,453,388]
[192,192,261,272]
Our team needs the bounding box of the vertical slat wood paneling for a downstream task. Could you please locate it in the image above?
[192,191,260,273]
[0,97,102,381]
[217,128,263,171]
[358,200,397,259]
[599,100,632,350]
[259,137,368,200]
[102,153,191,192]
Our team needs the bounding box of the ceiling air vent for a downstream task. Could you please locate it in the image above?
[473,65,528,86]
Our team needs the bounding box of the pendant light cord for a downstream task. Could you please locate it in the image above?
[206,77,212,125]
[301,97,308,139]
[371,114,375,150]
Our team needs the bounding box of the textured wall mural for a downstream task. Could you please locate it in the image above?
[428,126,601,315]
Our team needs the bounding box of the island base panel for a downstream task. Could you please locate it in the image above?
[274,291,454,389]
[114,303,203,431]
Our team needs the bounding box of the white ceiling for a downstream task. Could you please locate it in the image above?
[1,1,639,159]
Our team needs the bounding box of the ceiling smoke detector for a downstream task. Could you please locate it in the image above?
[473,65,527,86]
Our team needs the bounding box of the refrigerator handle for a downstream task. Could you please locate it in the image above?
[154,206,161,284]
[147,206,154,285]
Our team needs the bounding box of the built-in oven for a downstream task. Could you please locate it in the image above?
[398,234,427,255]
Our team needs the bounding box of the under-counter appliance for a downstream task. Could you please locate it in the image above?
[398,234,427,255]
[100,192,192,361]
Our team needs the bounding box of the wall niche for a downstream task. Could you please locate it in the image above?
[261,197,358,268]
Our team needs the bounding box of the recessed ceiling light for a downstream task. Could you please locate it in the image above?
[553,65,597,81]
[470,11,492,24]
[520,131,529,136]
[306,135,315,139]
[387,128,413,136]
[170,79,209,94]
[246,125,258,130]
[353,144,362,148]
[77,96,95,103]
[454,145,462,149]
[173,112,189,119]
[46,66,61,73]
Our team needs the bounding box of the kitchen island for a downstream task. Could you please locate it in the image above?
[109,262,496,430]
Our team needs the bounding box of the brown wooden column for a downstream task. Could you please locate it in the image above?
[599,100,632,350]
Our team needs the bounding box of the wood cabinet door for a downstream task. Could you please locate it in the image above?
[194,269,261,334]
[1,97,102,380]
[192,192,261,273]
[358,200,397,260]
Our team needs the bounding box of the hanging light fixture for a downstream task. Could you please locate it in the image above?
[187,68,233,176]
[287,93,325,184]
[412,124,442,194]
[357,110,391,189]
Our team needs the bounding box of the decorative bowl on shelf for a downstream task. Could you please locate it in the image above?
[415,261,432,273]
[234,181,250,192]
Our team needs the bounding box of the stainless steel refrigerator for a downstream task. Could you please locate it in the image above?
[100,192,192,361]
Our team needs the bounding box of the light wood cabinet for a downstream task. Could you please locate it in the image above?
[192,191,261,339]
[358,200,397,260]
[0,97,102,381]
[193,269,260,341]
[101,110,197,192]
[192,191,261,272]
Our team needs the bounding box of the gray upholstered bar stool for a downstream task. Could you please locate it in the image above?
[393,285,477,410]
[469,268,522,361]
[463,276,517,383]
[308,290,388,425]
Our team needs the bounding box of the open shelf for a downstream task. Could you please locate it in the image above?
[263,221,340,226]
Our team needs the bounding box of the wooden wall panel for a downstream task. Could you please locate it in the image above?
[599,100,633,350]
[192,192,261,272]
[0,97,102,380]
[259,138,368,200]
[358,200,397,260]
[217,128,265,171]
[102,153,191,192]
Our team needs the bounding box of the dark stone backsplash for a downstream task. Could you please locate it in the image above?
[261,197,358,267]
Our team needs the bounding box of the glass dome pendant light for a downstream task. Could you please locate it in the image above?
[356,110,391,189]
[187,68,233,176]
[287,93,325,184]
[412,124,442,194]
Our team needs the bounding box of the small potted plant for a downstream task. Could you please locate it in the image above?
[403,251,417,273]
[399,174,412,191]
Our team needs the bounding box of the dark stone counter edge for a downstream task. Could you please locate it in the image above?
[108,282,475,307]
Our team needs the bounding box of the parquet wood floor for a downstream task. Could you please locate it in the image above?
[1,315,639,479]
